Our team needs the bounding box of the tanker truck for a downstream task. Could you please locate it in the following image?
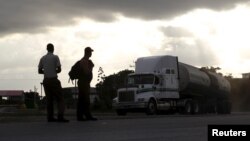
[112,55,231,115]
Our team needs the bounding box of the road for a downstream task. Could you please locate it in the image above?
[0,113,250,141]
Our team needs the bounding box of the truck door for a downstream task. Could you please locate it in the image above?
[165,68,178,89]
[160,68,179,99]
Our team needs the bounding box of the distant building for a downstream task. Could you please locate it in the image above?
[0,90,25,106]
[242,73,250,79]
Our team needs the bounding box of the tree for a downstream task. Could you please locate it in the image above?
[200,66,221,73]
[96,69,134,109]
[224,73,233,79]
[97,67,105,85]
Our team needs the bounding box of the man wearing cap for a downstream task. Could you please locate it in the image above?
[77,47,97,121]
[38,43,69,122]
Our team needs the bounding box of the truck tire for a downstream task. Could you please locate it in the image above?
[225,101,231,114]
[116,109,127,116]
[216,101,223,114]
[183,100,192,114]
[222,100,231,114]
[192,101,200,114]
[217,100,231,114]
[146,99,157,115]
[207,104,217,113]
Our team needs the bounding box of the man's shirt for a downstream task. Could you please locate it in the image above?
[38,52,61,78]
[79,58,94,82]
[80,58,94,74]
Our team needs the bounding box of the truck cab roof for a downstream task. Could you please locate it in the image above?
[135,55,178,74]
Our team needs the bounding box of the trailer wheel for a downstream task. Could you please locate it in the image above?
[225,101,231,114]
[146,99,157,115]
[116,109,127,116]
[192,101,200,114]
[217,100,231,114]
[183,100,192,114]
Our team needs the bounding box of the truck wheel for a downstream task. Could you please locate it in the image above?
[192,101,200,114]
[146,99,157,115]
[217,100,231,114]
[216,101,223,114]
[183,101,192,114]
[222,100,231,114]
[116,109,127,116]
[225,101,231,114]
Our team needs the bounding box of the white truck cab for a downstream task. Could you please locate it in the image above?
[113,56,180,115]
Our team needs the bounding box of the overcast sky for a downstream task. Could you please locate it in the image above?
[0,0,250,92]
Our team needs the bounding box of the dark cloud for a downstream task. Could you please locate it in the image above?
[0,0,249,36]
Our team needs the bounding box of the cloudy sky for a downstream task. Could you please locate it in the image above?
[0,0,250,92]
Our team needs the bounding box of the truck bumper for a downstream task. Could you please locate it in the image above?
[113,102,147,110]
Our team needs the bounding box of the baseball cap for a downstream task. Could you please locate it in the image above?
[85,47,94,52]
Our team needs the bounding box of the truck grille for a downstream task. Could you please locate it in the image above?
[118,91,135,102]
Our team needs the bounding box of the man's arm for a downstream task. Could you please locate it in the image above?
[38,68,44,74]
[38,58,44,74]
[56,66,61,73]
[56,55,61,73]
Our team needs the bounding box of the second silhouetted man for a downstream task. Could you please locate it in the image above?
[77,47,97,121]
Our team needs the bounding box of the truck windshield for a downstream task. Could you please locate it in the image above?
[128,74,155,85]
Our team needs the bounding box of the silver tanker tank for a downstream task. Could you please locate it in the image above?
[206,71,231,94]
[178,63,231,97]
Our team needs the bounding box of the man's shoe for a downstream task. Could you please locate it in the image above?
[86,117,98,121]
[48,118,57,122]
[77,118,87,121]
[77,116,86,121]
[57,118,70,123]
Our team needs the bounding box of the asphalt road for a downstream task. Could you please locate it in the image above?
[0,113,250,141]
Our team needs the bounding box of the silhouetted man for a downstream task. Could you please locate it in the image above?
[38,43,69,122]
[77,47,97,121]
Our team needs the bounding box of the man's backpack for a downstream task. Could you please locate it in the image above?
[68,60,81,83]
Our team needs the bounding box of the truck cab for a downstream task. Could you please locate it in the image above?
[113,56,180,115]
